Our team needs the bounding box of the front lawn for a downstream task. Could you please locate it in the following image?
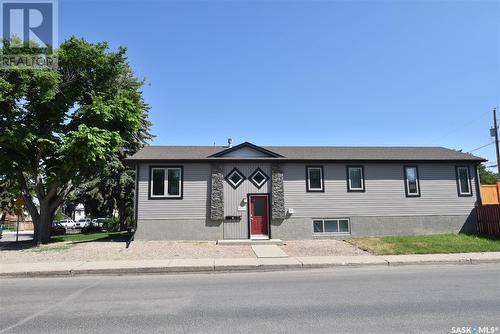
[349,234,500,255]
[51,231,130,243]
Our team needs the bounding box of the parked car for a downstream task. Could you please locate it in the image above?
[50,222,66,235]
[59,218,76,230]
[81,222,104,233]
[75,218,91,229]
[91,218,108,228]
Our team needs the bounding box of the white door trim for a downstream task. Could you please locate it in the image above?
[248,194,270,240]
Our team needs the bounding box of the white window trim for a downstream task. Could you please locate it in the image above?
[307,167,324,191]
[457,166,472,196]
[226,169,245,189]
[251,170,267,187]
[347,166,365,191]
[404,166,420,196]
[313,218,351,235]
[150,167,182,198]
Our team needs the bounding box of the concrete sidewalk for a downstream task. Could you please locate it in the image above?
[2,252,500,278]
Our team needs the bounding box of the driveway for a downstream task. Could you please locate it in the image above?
[0,231,34,242]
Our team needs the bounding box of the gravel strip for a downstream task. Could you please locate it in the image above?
[0,240,256,264]
[0,239,369,264]
[280,240,370,257]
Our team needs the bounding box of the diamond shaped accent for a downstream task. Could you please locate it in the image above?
[253,172,265,184]
[230,173,242,184]
[225,168,245,189]
[249,168,269,189]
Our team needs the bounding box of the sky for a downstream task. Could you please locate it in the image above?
[59,0,500,165]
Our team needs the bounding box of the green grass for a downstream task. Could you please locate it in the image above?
[28,244,72,253]
[349,234,500,255]
[51,231,129,243]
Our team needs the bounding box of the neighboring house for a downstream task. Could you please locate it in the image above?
[71,203,86,221]
[125,141,485,240]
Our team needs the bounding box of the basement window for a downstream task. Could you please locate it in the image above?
[226,168,245,189]
[150,167,183,199]
[313,218,350,234]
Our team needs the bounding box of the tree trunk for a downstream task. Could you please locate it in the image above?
[117,196,127,231]
[38,213,52,244]
[33,217,40,243]
[34,202,54,244]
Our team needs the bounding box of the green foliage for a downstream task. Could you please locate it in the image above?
[478,163,498,185]
[103,217,120,232]
[0,177,17,216]
[53,207,65,221]
[0,36,152,243]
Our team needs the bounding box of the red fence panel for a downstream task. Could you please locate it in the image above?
[477,205,500,237]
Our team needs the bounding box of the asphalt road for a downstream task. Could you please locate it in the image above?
[1,264,499,334]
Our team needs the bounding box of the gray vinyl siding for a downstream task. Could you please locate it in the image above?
[223,163,271,239]
[283,162,478,218]
[136,161,478,240]
[137,163,210,220]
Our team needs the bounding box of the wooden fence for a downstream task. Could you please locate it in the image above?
[476,205,500,237]
[480,183,500,205]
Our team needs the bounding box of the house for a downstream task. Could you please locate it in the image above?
[70,203,86,222]
[125,141,485,240]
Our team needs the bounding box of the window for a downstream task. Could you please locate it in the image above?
[225,168,245,189]
[404,166,420,197]
[456,166,472,196]
[249,168,269,189]
[306,166,324,192]
[313,218,350,234]
[346,166,365,192]
[253,199,265,216]
[150,167,183,199]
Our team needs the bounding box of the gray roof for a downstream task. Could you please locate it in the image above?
[126,143,485,162]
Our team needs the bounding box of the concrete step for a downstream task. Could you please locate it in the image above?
[217,239,283,246]
[252,245,288,258]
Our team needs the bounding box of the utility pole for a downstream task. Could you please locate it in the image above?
[493,108,500,177]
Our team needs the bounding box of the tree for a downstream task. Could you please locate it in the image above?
[478,163,498,185]
[0,37,151,244]
[0,177,18,223]
[76,153,143,230]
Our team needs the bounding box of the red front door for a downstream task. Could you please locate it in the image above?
[250,195,269,237]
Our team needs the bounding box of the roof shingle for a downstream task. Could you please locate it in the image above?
[126,144,485,162]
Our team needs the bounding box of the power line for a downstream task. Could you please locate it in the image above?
[467,141,495,153]
[428,109,491,146]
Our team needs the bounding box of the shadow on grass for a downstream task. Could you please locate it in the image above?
[0,231,132,251]
[51,232,131,244]
[0,240,36,251]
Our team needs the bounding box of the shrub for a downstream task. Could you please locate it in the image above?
[104,217,120,232]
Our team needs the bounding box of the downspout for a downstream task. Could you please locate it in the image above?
[475,163,482,206]
[474,163,482,235]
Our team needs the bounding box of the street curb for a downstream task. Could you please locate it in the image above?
[2,255,500,278]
